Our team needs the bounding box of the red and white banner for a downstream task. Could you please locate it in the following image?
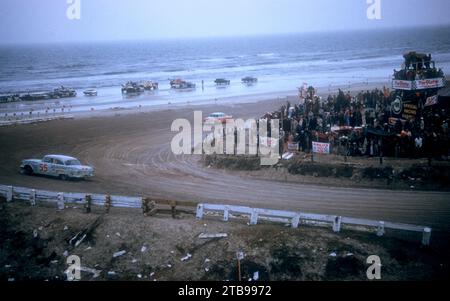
[312,142,330,154]
[392,80,413,90]
[415,78,445,90]
[392,78,445,90]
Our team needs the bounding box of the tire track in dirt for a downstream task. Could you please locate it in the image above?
[1,103,449,231]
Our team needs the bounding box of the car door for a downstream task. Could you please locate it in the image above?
[38,157,52,176]
[51,159,66,177]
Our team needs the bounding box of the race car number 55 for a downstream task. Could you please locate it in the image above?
[39,164,48,172]
[222,285,272,296]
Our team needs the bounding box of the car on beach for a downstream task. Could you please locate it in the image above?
[204,112,233,125]
[20,154,94,180]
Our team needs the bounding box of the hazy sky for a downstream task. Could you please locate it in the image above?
[0,0,449,44]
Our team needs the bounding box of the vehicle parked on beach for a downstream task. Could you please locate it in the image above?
[170,79,196,90]
[121,81,144,95]
[53,86,77,98]
[214,78,231,86]
[83,89,98,96]
[242,76,258,85]
[204,112,233,125]
[20,154,94,180]
[139,81,159,91]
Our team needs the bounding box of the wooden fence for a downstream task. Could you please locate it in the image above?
[0,184,432,245]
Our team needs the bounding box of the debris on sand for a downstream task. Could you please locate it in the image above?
[253,271,259,281]
[33,229,38,238]
[79,266,102,278]
[63,250,69,257]
[199,233,228,239]
[69,216,103,248]
[329,252,337,257]
[141,245,148,253]
[181,253,192,262]
[113,250,126,258]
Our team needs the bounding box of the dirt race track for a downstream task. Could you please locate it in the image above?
[1,100,450,232]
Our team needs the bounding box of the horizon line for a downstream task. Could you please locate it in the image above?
[1,23,450,47]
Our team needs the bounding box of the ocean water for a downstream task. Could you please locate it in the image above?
[1,26,450,113]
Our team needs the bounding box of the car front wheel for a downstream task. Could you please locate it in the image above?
[59,174,69,181]
[23,165,34,175]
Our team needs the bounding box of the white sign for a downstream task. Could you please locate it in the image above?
[312,142,330,154]
[288,142,299,151]
[393,78,445,90]
[415,78,445,90]
[392,80,413,90]
[424,95,438,107]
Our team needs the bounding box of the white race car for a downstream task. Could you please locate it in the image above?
[20,154,94,180]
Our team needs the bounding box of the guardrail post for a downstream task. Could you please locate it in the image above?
[196,204,204,219]
[57,193,65,210]
[422,227,432,246]
[170,201,177,219]
[85,194,92,213]
[291,214,300,228]
[30,189,36,206]
[332,216,342,232]
[104,195,112,213]
[6,186,13,202]
[250,210,258,225]
[142,197,148,215]
[224,206,229,222]
[376,221,385,236]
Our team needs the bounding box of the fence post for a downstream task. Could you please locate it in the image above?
[6,186,13,202]
[30,189,36,206]
[196,204,204,219]
[85,194,92,213]
[332,216,342,232]
[376,221,385,237]
[170,201,177,219]
[104,195,112,213]
[224,206,229,222]
[142,197,148,215]
[57,193,65,210]
[250,210,258,225]
[291,214,300,228]
[422,227,432,246]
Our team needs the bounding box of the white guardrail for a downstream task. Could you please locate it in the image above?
[0,184,432,245]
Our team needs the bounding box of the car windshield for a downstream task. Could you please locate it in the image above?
[65,159,81,166]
